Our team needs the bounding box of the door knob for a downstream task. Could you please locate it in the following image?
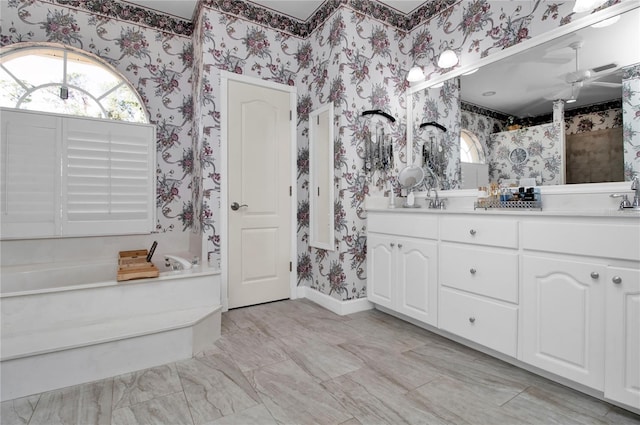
[231,202,248,211]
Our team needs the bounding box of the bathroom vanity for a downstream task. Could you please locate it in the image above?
[366,192,640,413]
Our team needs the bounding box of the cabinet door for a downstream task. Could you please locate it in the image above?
[605,267,640,409]
[396,238,438,326]
[521,255,605,390]
[367,234,395,309]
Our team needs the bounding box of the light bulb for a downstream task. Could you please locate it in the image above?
[406,66,425,82]
[437,49,458,68]
[573,0,607,13]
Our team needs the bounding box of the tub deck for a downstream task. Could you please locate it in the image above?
[1,263,222,401]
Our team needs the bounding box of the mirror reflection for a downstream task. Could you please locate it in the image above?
[309,102,335,251]
[417,6,640,188]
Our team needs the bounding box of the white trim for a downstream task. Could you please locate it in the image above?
[308,101,335,251]
[299,287,373,316]
[219,71,297,311]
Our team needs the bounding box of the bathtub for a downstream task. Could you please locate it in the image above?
[0,260,222,401]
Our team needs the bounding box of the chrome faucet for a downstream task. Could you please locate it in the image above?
[164,254,193,271]
[611,173,640,210]
[426,186,447,209]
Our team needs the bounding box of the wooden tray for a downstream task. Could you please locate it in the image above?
[117,249,159,282]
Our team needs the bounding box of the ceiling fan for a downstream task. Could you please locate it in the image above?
[545,41,621,102]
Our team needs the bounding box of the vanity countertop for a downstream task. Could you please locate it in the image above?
[366,194,640,219]
[366,205,640,218]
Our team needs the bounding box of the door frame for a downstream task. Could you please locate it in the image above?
[219,71,298,311]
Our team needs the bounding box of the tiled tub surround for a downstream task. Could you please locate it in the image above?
[365,190,640,415]
[0,262,222,401]
[2,299,639,425]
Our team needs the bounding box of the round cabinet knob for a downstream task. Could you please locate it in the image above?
[390,243,395,248]
[398,244,403,249]
[590,272,599,279]
[469,229,477,236]
[470,268,477,275]
[469,317,476,324]
[612,276,622,284]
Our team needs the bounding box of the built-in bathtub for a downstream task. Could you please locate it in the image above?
[0,260,221,401]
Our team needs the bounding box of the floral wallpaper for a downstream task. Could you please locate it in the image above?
[1,0,194,235]
[1,0,631,303]
[565,108,621,134]
[623,64,640,180]
[489,123,563,185]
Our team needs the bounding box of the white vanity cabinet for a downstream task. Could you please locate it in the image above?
[521,255,606,390]
[520,218,640,406]
[605,266,640,409]
[367,212,438,326]
[439,216,519,357]
[365,207,639,413]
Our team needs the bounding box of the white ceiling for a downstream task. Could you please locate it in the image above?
[124,0,425,21]
[461,9,638,117]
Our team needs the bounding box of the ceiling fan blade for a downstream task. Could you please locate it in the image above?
[590,81,622,88]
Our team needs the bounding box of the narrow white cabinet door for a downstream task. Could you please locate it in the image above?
[367,233,395,309]
[521,255,605,390]
[605,267,640,409]
[396,238,438,326]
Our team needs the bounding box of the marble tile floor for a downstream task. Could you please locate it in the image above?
[2,298,640,425]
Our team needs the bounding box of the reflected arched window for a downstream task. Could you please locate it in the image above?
[460,129,485,164]
[0,42,148,123]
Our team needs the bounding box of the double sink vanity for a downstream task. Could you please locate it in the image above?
[365,187,639,414]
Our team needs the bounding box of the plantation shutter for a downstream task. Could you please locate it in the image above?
[0,108,155,239]
[0,110,60,238]
[62,117,155,236]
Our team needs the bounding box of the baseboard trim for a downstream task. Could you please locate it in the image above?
[297,287,373,316]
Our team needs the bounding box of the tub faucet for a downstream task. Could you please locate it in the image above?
[164,255,193,270]
[632,173,640,208]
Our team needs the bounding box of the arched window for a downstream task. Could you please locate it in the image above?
[0,43,147,123]
[460,129,485,164]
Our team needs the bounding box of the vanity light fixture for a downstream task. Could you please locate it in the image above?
[407,66,425,82]
[437,49,459,68]
[591,15,620,28]
[572,0,607,13]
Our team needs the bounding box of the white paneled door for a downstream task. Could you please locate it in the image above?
[227,79,292,309]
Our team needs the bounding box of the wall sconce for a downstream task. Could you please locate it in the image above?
[437,49,458,68]
[407,66,425,82]
[572,0,607,13]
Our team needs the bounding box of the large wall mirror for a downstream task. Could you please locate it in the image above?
[309,102,335,250]
[407,3,640,190]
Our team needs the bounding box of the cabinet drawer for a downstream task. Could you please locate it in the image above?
[522,220,640,261]
[440,244,518,303]
[368,212,438,239]
[440,216,518,248]
[440,288,518,357]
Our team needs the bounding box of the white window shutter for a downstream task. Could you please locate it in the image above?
[62,117,155,236]
[0,110,60,238]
